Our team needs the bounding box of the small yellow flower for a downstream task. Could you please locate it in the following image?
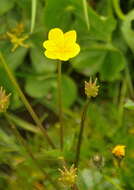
[0,23,24,41]
[11,23,24,36]
[85,78,99,98]
[0,87,11,113]
[112,145,126,158]
[43,28,80,61]
[58,164,77,187]
[7,32,29,52]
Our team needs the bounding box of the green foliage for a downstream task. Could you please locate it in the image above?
[72,44,126,80]
[124,99,134,110]
[25,74,77,108]
[122,10,134,52]
[0,0,134,189]
[30,47,57,73]
[0,0,15,16]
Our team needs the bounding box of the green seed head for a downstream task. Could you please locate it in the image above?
[85,78,99,98]
[0,87,11,113]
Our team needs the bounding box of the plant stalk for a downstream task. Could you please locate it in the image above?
[71,184,79,190]
[5,113,58,190]
[118,78,127,128]
[125,66,134,98]
[0,52,55,149]
[82,0,90,30]
[112,0,126,20]
[31,0,37,33]
[57,61,64,150]
[75,98,90,167]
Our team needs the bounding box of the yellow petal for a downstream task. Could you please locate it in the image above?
[67,43,80,58]
[58,53,70,61]
[44,50,58,60]
[48,28,64,43]
[64,30,76,43]
[43,40,56,50]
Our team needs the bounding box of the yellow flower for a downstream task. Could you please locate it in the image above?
[112,145,126,158]
[85,78,99,98]
[11,23,24,36]
[7,32,29,52]
[43,28,80,61]
[0,87,11,113]
[0,23,24,42]
[58,164,77,187]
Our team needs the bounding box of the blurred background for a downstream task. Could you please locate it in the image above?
[0,0,134,189]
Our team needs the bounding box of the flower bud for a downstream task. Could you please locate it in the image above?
[0,87,11,113]
[92,154,104,169]
[112,145,126,160]
[58,164,77,187]
[85,78,99,98]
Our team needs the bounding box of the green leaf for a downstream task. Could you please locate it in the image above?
[0,0,15,16]
[71,44,126,81]
[6,48,28,71]
[124,99,134,110]
[71,47,106,76]
[74,6,116,42]
[6,113,41,134]
[122,10,134,52]
[25,75,56,98]
[30,47,57,73]
[100,48,126,81]
[96,0,113,16]
[25,75,77,108]
[1,42,28,71]
[88,8,116,42]
[44,0,75,30]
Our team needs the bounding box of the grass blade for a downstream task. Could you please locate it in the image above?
[30,0,37,33]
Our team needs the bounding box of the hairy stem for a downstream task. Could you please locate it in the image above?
[57,61,64,150]
[0,52,55,149]
[75,99,90,167]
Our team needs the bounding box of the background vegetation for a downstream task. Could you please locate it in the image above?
[0,0,134,189]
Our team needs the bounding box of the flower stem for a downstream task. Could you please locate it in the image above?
[71,184,79,190]
[82,0,90,30]
[112,0,126,20]
[125,66,134,98]
[57,61,64,150]
[75,98,90,167]
[31,0,37,33]
[4,113,59,190]
[118,78,127,128]
[0,52,55,149]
